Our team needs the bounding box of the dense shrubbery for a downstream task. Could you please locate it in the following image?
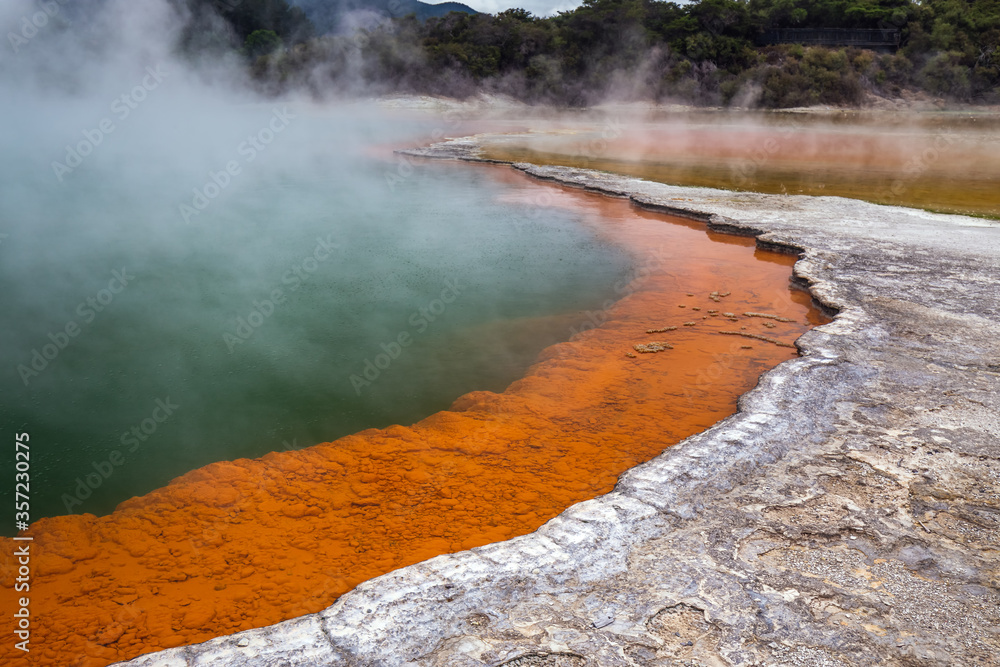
[192,0,1000,106]
[173,0,313,55]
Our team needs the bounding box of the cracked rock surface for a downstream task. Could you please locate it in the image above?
[119,137,1000,666]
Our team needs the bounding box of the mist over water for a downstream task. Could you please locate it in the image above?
[479,110,1000,219]
[9,0,983,531]
[0,1,631,527]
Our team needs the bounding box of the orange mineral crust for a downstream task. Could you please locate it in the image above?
[0,168,828,666]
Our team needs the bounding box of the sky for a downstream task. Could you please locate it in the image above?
[459,0,586,17]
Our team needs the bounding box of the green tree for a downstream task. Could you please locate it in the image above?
[244,29,283,58]
[238,0,1000,106]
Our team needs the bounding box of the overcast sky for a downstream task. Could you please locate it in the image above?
[459,0,586,17]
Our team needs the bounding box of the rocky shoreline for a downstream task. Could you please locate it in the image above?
[119,137,1000,666]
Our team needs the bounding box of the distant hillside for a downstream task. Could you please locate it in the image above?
[43,0,316,54]
[287,0,478,34]
[252,0,1000,108]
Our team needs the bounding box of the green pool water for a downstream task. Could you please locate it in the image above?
[0,107,632,529]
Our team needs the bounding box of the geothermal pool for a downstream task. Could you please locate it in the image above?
[0,84,852,667]
[5,106,993,528]
[0,110,634,524]
[1,151,829,665]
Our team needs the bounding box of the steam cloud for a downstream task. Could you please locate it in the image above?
[0,0,631,525]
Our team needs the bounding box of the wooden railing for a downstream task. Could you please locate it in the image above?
[757,28,902,51]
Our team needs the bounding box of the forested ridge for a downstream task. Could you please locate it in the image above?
[187,0,999,106]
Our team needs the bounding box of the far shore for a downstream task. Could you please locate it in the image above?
[373,92,1000,117]
[380,100,1000,220]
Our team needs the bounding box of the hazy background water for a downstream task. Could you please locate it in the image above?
[0,103,632,527]
[478,110,1000,219]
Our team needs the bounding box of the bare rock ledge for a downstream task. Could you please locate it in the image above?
[119,137,1000,667]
